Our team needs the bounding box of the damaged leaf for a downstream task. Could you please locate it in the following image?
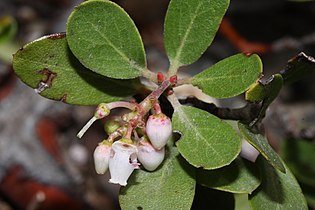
[13,34,140,105]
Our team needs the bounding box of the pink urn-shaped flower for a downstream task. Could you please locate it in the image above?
[146,113,172,150]
[137,138,165,171]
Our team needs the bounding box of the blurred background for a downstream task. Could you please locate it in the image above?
[0,0,315,209]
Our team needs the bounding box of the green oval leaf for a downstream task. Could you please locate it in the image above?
[164,0,229,72]
[249,156,308,210]
[173,105,241,170]
[238,122,285,173]
[191,53,262,98]
[119,144,196,210]
[197,158,261,194]
[66,0,146,79]
[13,34,140,105]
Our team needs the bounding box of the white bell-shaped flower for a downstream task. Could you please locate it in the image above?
[137,138,165,171]
[146,113,172,150]
[93,141,112,174]
[108,139,138,186]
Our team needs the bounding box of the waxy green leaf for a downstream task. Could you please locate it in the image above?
[119,144,195,210]
[245,81,266,103]
[13,34,140,105]
[238,122,285,173]
[249,156,307,210]
[197,158,261,194]
[164,0,229,72]
[191,53,262,98]
[67,0,146,79]
[172,105,241,170]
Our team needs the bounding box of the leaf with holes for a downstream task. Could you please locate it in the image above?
[119,144,196,210]
[12,34,140,105]
[172,105,241,170]
[67,0,147,79]
[164,0,229,72]
[191,53,262,98]
[249,156,307,210]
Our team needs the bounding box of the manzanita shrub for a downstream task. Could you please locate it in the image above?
[12,0,310,209]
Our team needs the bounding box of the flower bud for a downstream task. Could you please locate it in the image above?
[137,138,165,171]
[77,103,110,138]
[108,139,138,186]
[94,103,110,119]
[93,141,112,174]
[104,116,122,135]
[146,113,172,150]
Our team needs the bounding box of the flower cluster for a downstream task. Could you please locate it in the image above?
[79,100,172,186]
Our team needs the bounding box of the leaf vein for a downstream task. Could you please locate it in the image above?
[173,1,203,64]
[176,107,222,160]
[88,22,144,72]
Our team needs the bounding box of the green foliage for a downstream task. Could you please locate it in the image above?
[172,105,241,169]
[11,0,310,209]
[197,158,261,194]
[238,122,285,172]
[13,34,140,105]
[249,156,308,210]
[245,81,266,103]
[192,53,262,98]
[119,143,196,210]
[164,0,229,74]
[66,0,147,79]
